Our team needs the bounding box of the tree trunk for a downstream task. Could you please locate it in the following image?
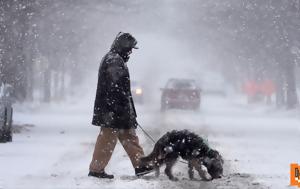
[43,68,51,102]
[275,67,286,108]
[285,60,298,109]
[26,54,34,101]
[53,70,59,100]
[60,62,65,99]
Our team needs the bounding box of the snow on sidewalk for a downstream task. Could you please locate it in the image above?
[0,96,298,188]
[199,96,300,189]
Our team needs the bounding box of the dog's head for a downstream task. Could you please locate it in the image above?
[192,149,224,180]
[204,149,224,179]
[202,156,223,179]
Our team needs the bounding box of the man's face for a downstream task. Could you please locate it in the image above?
[120,48,133,63]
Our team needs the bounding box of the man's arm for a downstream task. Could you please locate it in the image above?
[105,56,130,112]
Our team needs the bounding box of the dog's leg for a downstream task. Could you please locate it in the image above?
[165,159,178,181]
[155,166,160,177]
[154,159,162,178]
[188,161,194,180]
[196,165,212,181]
[190,159,212,181]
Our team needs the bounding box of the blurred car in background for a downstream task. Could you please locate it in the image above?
[160,78,201,111]
[131,81,144,104]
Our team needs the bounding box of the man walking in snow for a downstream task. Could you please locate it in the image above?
[89,32,152,179]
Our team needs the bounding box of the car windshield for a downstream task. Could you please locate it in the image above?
[166,80,196,89]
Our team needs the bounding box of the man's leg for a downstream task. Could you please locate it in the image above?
[118,129,153,176]
[118,129,144,168]
[89,127,118,178]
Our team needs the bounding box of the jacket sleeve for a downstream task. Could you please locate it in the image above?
[106,57,127,83]
[105,56,130,113]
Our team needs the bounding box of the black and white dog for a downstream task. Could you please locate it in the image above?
[140,130,223,181]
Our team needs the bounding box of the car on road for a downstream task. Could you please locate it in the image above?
[160,78,201,111]
[131,81,144,104]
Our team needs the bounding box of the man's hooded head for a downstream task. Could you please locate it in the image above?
[111,32,138,62]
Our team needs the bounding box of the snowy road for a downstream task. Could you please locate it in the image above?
[0,96,299,189]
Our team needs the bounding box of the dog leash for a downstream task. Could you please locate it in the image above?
[137,124,156,143]
[138,124,188,165]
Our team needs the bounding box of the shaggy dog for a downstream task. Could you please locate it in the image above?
[140,130,223,181]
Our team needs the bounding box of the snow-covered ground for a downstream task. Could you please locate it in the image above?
[0,95,299,189]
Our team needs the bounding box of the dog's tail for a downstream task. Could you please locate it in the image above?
[140,143,160,162]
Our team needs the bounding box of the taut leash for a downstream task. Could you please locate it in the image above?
[137,124,156,143]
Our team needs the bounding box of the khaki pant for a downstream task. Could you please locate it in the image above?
[89,127,144,173]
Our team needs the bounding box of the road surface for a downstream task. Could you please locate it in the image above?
[0,95,298,189]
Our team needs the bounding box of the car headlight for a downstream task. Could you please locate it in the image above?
[135,88,143,95]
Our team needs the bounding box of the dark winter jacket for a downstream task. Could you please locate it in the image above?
[92,33,138,129]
